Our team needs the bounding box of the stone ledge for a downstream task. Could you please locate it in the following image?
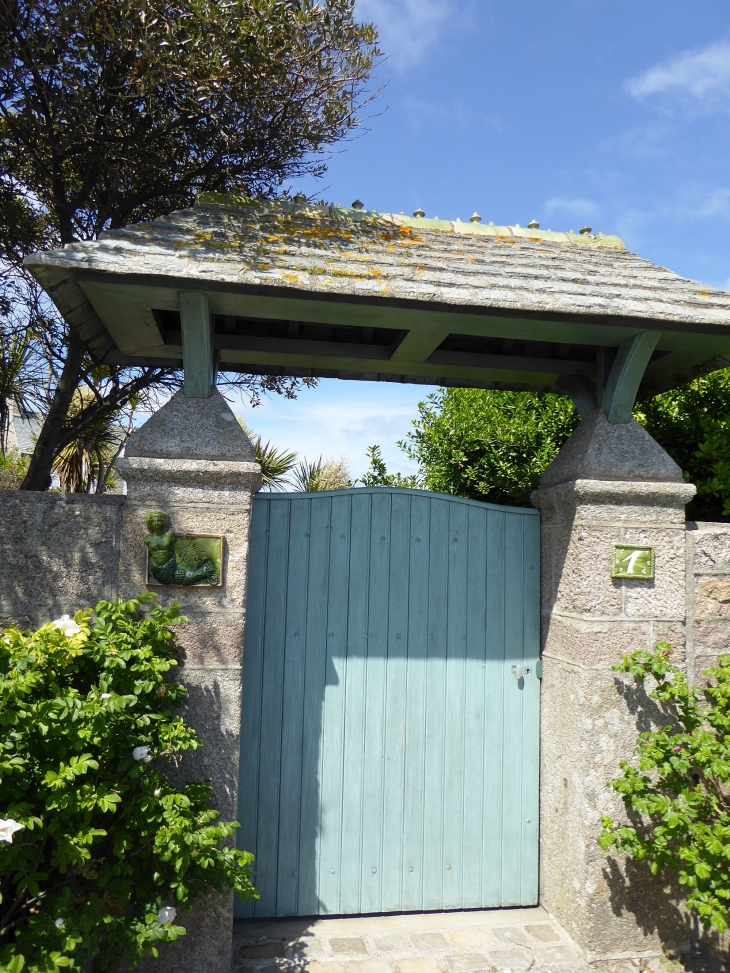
[532,479,697,509]
[117,456,262,490]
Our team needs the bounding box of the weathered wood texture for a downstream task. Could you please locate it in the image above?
[235,487,540,917]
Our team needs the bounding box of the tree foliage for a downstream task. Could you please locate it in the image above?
[399,388,579,506]
[364,372,730,516]
[0,595,257,971]
[0,0,379,489]
[635,370,730,521]
[360,445,419,488]
[599,644,730,933]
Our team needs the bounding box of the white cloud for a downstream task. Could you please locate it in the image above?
[544,197,600,222]
[232,379,424,480]
[625,40,730,108]
[358,0,453,71]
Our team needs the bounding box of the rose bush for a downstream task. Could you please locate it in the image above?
[0,594,257,972]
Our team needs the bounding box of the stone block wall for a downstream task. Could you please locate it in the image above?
[687,522,730,683]
[0,491,125,629]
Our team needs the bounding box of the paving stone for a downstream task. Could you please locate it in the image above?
[330,939,369,956]
[532,944,583,965]
[395,958,442,973]
[294,940,325,959]
[448,930,497,950]
[492,929,530,949]
[445,953,493,972]
[305,963,347,973]
[524,925,561,944]
[376,935,411,953]
[411,934,449,951]
[485,948,533,971]
[239,942,288,959]
[347,961,392,973]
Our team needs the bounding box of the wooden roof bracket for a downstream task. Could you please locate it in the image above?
[557,332,661,422]
[600,332,660,422]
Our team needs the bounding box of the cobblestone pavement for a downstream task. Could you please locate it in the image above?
[232,907,686,973]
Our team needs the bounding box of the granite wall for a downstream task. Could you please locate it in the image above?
[0,491,125,629]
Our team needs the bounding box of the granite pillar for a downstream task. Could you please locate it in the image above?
[117,389,261,973]
[532,409,695,961]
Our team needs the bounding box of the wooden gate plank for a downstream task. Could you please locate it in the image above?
[358,492,391,914]
[482,509,507,906]
[318,495,352,913]
[401,496,430,912]
[422,498,448,912]
[298,496,332,916]
[380,492,411,913]
[339,491,371,915]
[462,504,488,908]
[443,499,468,909]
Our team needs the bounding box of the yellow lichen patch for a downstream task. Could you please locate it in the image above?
[172,240,192,249]
[257,262,269,270]
[697,289,711,298]
[194,230,214,242]
[281,273,301,284]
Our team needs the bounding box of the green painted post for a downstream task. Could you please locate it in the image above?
[180,290,215,397]
[601,331,661,423]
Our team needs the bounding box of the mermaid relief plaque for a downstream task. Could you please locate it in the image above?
[143,510,223,587]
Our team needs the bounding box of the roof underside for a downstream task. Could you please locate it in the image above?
[24,198,730,394]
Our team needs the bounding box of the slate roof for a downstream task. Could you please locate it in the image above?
[26,197,730,329]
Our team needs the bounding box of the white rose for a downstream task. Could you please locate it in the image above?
[132,746,151,763]
[0,818,23,844]
[52,614,81,637]
[157,906,177,925]
[100,693,111,700]
[54,917,65,929]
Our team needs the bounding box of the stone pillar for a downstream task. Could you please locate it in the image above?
[116,389,261,973]
[532,409,695,962]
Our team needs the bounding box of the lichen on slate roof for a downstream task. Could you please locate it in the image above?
[27,197,730,328]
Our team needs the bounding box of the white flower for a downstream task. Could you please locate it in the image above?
[157,906,177,925]
[54,917,65,929]
[0,818,23,844]
[132,746,152,763]
[154,787,162,798]
[100,693,111,700]
[52,614,81,637]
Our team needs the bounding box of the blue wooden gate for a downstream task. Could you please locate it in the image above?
[235,487,540,917]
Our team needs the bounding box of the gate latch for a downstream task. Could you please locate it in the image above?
[512,665,531,679]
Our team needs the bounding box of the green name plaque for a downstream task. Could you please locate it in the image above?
[611,544,654,580]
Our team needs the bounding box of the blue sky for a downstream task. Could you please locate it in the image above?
[232,0,730,480]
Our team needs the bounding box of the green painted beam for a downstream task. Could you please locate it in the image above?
[180,290,215,397]
[601,331,661,422]
[389,326,450,362]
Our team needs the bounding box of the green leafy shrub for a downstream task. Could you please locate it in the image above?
[0,452,29,490]
[635,370,730,522]
[0,595,257,972]
[360,446,419,488]
[399,388,579,506]
[599,643,730,932]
